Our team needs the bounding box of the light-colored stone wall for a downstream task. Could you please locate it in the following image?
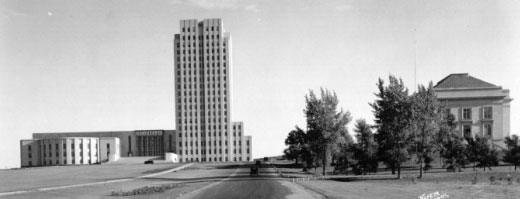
[436,87,512,148]
[20,139,40,167]
[174,19,251,163]
[33,130,176,158]
[21,137,100,167]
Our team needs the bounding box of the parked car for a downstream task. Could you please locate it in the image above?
[144,160,154,164]
[250,166,260,176]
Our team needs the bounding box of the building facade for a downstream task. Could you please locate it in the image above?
[19,18,253,167]
[20,137,101,167]
[174,18,252,162]
[434,73,513,148]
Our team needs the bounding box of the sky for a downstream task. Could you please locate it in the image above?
[1,0,519,169]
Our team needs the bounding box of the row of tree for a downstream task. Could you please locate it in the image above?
[283,75,520,179]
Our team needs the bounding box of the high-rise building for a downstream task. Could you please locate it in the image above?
[174,18,252,162]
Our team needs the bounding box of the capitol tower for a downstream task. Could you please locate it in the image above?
[174,18,252,163]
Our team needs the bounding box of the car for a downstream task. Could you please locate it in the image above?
[250,166,260,176]
[144,160,154,164]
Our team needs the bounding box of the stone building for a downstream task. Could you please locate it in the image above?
[174,18,252,162]
[434,73,513,148]
[19,18,253,167]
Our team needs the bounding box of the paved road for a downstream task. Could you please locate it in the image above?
[185,164,294,199]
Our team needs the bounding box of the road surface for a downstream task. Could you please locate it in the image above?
[182,163,315,199]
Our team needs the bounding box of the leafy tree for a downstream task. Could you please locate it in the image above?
[441,135,468,172]
[466,136,499,171]
[284,126,307,165]
[370,75,413,179]
[436,112,457,166]
[305,88,352,176]
[332,128,354,175]
[351,119,379,175]
[410,82,442,178]
[438,113,468,172]
[335,142,354,175]
[503,135,520,170]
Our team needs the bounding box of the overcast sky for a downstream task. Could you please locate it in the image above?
[1,0,519,168]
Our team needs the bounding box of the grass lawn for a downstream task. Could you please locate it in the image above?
[0,162,244,198]
[298,178,519,199]
[0,163,186,192]
[1,179,212,199]
[276,162,520,199]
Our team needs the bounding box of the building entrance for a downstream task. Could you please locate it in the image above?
[136,130,164,156]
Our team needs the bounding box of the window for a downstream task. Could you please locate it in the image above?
[28,153,32,158]
[463,125,471,138]
[483,107,492,119]
[484,124,492,138]
[28,145,31,151]
[462,108,471,120]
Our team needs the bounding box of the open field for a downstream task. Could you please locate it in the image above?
[1,178,212,199]
[298,178,519,199]
[0,162,254,198]
[0,162,187,193]
[274,161,520,199]
[3,160,519,198]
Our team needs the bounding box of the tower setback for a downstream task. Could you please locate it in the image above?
[174,18,252,162]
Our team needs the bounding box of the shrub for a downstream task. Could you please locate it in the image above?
[471,176,478,184]
[489,176,496,185]
[110,183,184,196]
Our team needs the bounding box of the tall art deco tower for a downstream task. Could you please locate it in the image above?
[174,19,252,163]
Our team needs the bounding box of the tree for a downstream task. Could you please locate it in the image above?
[351,119,379,175]
[466,136,499,171]
[438,113,468,172]
[410,82,442,178]
[370,75,413,179]
[436,112,456,167]
[284,126,307,165]
[503,135,520,170]
[441,134,468,172]
[305,88,352,176]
